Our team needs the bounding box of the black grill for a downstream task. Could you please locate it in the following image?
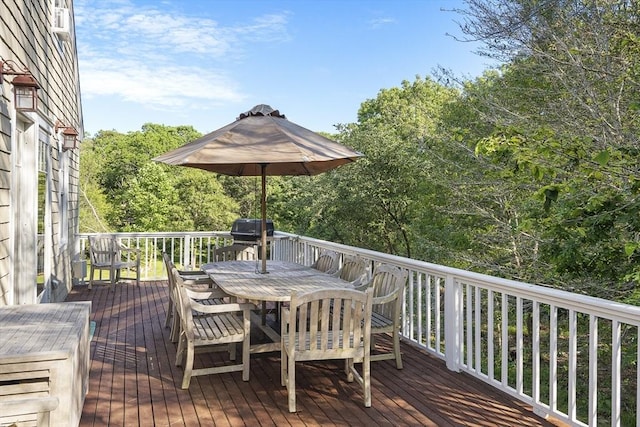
[231,218,274,243]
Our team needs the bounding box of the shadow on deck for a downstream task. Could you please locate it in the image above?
[66,280,562,426]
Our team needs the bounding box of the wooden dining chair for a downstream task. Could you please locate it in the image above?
[88,235,140,290]
[162,252,218,343]
[281,287,374,413]
[173,270,254,388]
[310,249,340,274]
[357,263,408,369]
[333,254,369,287]
[213,242,272,319]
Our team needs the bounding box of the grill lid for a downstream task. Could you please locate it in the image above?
[231,218,274,241]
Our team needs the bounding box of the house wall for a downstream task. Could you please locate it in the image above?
[0,0,83,305]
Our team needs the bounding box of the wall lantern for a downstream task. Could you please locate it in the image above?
[55,120,79,151]
[0,58,40,112]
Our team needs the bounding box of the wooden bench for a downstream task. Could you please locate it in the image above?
[0,302,91,427]
[0,396,59,426]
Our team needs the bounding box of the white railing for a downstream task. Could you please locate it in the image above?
[79,232,237,280]
[78,231,640,426]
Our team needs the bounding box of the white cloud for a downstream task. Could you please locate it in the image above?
[80,57,245,108]
[368,17,397,29]
[75,0,289,109]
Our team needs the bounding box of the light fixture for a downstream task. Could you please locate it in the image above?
[0,58,40,112]
[55,120,79,151]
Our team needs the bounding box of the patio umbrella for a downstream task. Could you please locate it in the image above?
[153,104,363,273]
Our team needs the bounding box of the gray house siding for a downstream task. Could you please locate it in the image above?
[1,0,83,305]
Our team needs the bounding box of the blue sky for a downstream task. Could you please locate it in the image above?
[74,0,493,137]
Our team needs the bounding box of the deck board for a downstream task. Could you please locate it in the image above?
[66,280,563,427]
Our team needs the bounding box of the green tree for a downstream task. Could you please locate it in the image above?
[451,0,640,298]
[279,77,459,259]
[113,162,191,231]
[175,171,240,230]
[78,137,112,233]
[82,124,240,232]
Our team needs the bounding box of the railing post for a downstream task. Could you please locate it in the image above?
[444,274,461,372]
[183,235,192,269]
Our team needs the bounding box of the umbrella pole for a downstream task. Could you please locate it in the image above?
[260,165,268,274]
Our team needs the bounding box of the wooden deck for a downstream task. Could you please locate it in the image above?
[66,280,562,427]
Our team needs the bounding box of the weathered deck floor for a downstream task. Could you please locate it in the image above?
[66,280,562,426]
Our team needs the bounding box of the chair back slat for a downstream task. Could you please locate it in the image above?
[370,264,407,318]
[358,263,408,369]
[287,288,372,355]
[337,255,368,287]
[281,287,373,412]
[88,235,140,289]
[311,250,339,274]
[88,235,115,265]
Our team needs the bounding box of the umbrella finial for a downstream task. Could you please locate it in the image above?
[238,104,286,120]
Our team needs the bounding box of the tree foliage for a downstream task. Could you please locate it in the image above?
[447,0,640,299]
[80,124,240,233]
[279,77,459,259]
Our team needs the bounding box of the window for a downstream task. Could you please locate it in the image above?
[37,133,51,296]
[59,145,69,247]
[51,0,71,43]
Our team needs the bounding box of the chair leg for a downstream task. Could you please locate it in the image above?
[175,335,186,367]
[346,358,354,382]
[169,309,180,343]
[165,298,173,328]
[287,357,296,412]
[110,267,117,291]
[393,330,403,370]
[242,340,250,381]
[181,342,195,389]
[89,265,95,290]
[363,356,371,407]
[242,315,250,382]
[281,349,287,387]
[135,261,140,286]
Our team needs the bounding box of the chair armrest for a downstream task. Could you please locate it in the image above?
[178,270,208,277]
[185,287,229,300]
[120,247,140,255]
[191,300,255,314]
[353,282,370,292]
[182,276,215,287]
[115,240,140,254]
[372,288,401,305]
[349,275,367,288]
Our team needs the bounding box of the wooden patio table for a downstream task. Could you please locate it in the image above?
[201,260,350,353]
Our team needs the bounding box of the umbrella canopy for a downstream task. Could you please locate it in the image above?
[153,104,363,273]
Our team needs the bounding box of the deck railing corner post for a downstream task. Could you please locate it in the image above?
[183,235,192,269]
